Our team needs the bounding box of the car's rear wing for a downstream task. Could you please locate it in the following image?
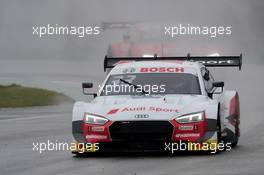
[104,54,242,72]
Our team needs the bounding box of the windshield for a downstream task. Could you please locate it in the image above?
[100,73,201,96]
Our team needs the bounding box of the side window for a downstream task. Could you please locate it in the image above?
[201,67,213,93]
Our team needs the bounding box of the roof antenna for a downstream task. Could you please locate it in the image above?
[187,53,191,60]
[154,53,158,60]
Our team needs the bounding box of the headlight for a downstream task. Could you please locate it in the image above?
[84,113,108,125]
[175,111,204,124]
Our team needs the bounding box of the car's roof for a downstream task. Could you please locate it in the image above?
[109,60,203,75]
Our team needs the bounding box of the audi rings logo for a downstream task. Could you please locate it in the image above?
[134,114,150,118]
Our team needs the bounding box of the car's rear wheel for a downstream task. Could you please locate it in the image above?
[232,93,240,147]
[231,120,239,147]
[217,108,222,145]
[213,107,223,154]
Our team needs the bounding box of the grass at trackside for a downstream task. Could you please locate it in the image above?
[0,84,74,108]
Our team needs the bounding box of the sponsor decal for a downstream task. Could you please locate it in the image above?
[175,133,200,138]
[86,135,108,139]
[114,60,134,65]
[122,107,146,112]
[91,126,105,132]
[107,109,119,115]
[178,125,194,131]
[196,60,234,65]
[149,106,179,113]
[140,67,184,73]
[107,106,179,115]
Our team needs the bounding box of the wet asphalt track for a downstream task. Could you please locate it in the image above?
[1,64,264,175]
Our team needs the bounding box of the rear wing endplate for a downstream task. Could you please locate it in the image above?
[104,54,242,72]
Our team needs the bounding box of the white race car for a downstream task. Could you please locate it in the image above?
[72,54,242,154]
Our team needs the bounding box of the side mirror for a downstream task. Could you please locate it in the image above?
[82,82,97,98]
[212,81,224,94]
[82,82,93,89]
[213,81,224,88]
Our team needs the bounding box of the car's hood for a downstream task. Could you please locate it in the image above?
[85,95,212,121]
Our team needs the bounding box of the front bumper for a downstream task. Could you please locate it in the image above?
[72,118,218,153]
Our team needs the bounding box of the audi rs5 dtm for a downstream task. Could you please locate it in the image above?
[72,54,242,154]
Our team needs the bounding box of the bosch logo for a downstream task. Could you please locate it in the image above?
[134,114,149,118]
[140,67,184,73]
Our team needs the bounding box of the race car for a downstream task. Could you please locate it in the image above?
[72,54,242,154]
[103,22,230,57]
[103,21,179,57]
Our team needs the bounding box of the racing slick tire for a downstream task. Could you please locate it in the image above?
[231,121,239,147]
